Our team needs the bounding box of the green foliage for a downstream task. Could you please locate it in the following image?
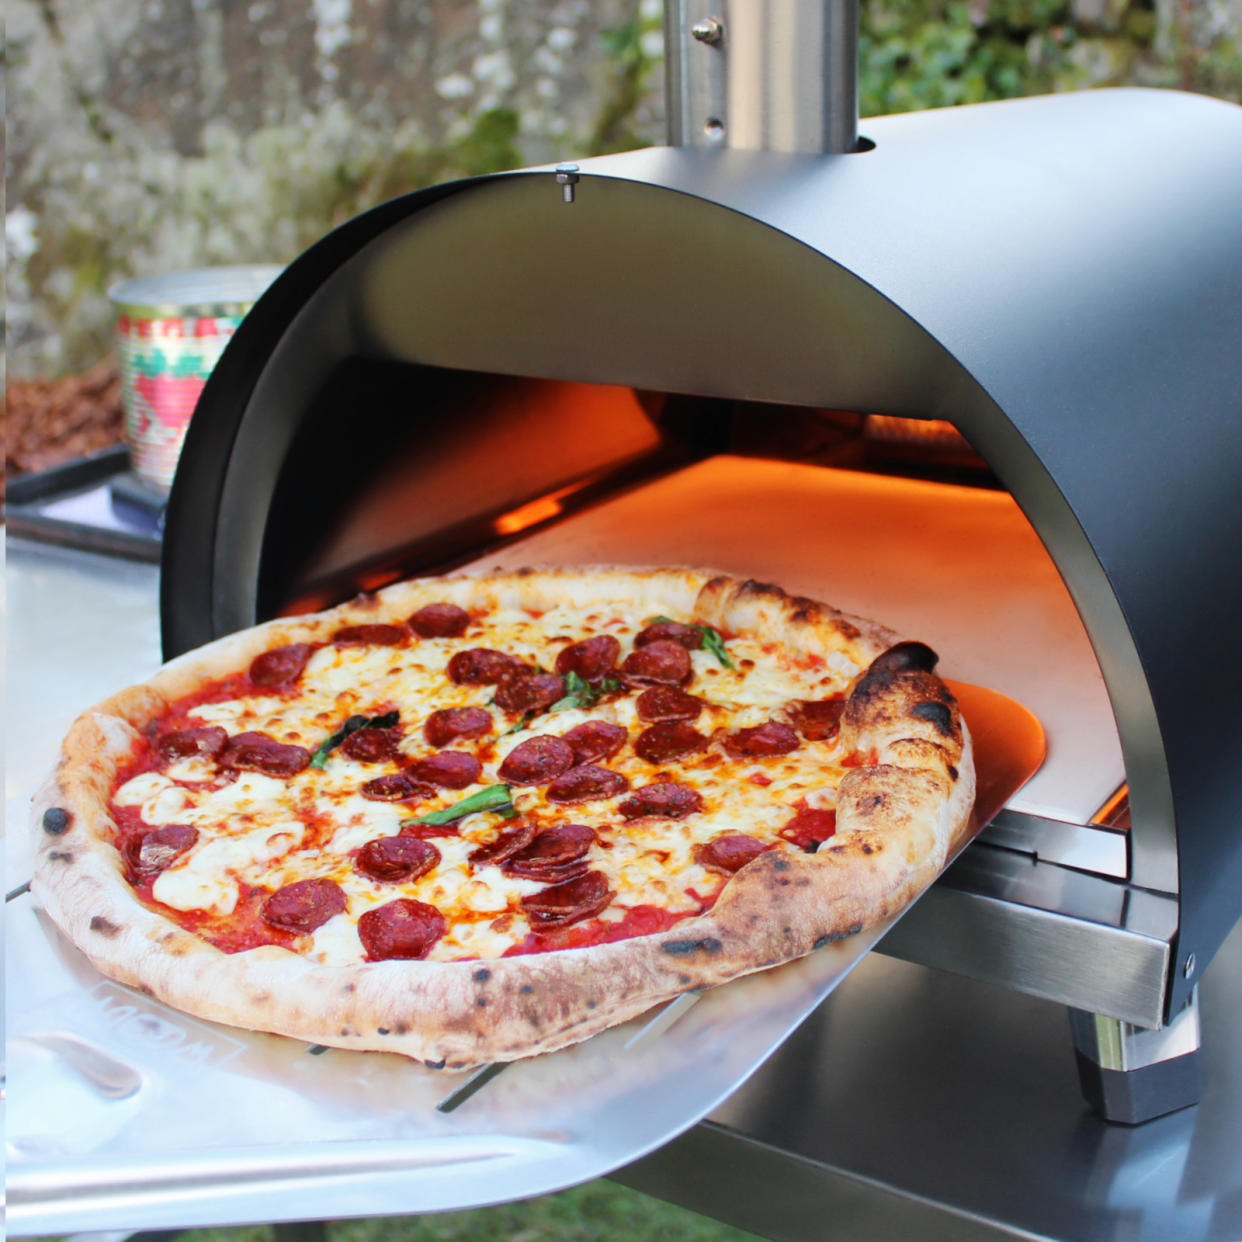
[858,0,1241,116]
[587,11,663,156]
[448,108,523,179]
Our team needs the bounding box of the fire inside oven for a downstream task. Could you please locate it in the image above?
[254,364,1122,875]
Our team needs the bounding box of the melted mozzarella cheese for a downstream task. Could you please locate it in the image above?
[155,821,305,914]
[120,588,862,965]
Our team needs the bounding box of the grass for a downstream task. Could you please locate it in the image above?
[37,1181,767,1242]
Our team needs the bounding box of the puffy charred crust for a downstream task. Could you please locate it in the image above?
[844,645,964,760]
[90,915,121,937]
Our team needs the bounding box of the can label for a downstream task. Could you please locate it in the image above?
[117,313,242,488]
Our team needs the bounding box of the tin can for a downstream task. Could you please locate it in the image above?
[110,266,283,489]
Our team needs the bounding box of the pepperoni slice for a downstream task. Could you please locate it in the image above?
[791,698,846,741]
[447,648,527,685]
[621,639,692,686]
[157,726,227,762]
[341,727,400,763]
[694,833,769,872]
[360,772,437,802]
[248,643,313,687]
[635,620,703,650]
[468,820,537,865]
[332,623,407,646]
[493,672,565,713]
[424,706,493,747]
[634,721,708,763]
[554,635,621,683]
[498,735,575,785]
[724,721,801,758]
[407,750,482,789]
[124,824,198,883]
[635,686,703,722]
[358,898,446,960]
[546,764,630,803]
[521,870,614,929]
[407,602,470,638]
[780,808,838,851]
[261,878,347,933]
[561,720,627,764]
[218,732,311,776]
[618,782,703,820]
[503,824,595,880]
[355,836,440,882]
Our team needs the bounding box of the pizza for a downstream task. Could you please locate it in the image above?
[32,567,974,1068]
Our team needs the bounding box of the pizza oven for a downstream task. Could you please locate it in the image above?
[158,2,1242,1134]
[9,2,1242,1238]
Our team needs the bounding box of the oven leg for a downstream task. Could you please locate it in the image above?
[1069,991,1202,1124]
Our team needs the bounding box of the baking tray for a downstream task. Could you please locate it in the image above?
[6,446,165,562]
[4,544,1042,1235]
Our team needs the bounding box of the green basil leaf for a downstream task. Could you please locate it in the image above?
[645,615,734,669]
[404,783,514,827]
[309,710,399,769]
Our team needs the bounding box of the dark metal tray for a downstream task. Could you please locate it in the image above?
[6,447,165,562]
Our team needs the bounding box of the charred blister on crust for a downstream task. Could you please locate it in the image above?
[42,807,72,835]
[812,923,864,949]
[660,937,724,957]
[89,916,121,937]
[48,850,74,863]
[870,641,939,674]
[912,700,955,736]
[473,968,492,982]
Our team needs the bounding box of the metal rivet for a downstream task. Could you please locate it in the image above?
[691,17,724,45]
[1183,954,1196,979]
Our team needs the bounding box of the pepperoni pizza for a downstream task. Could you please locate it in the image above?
[33,568,974,1068]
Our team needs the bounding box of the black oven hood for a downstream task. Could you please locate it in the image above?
[161,88,1242,1079]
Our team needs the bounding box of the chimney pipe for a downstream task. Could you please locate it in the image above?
[664,0,860,154]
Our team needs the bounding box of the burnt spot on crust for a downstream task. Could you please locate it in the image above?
[394,1022,410,1035]
[587,999,598,1009]
[42,807,72,835]
[473,968,492,983]
[48,850,74,863]
[519,984,535,995]
[871,641,939,674]
[861,793,886,813]
[813,923,864,949]
[661,937,724,957]
[861,841,881,855]
[424,1057,447,1069]
[948,764,959,781]
[341,983,356,995]
[912,700,954,736]
[771,857,791,872]
[476,997,488,1007]
[377,1027,390,1035]
[89,916,121,937]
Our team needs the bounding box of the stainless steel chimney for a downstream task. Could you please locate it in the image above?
[663,0,860,153]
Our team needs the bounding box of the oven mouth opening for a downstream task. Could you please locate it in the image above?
[259,360,1128,876]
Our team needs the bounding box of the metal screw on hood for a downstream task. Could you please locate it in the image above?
[555,163,580,204]
[691,17,724,44]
